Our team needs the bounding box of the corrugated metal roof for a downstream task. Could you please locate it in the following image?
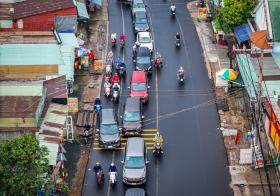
[40,103,68,135]
[59,33,79,48]
[0,44,75,80]
[39,140,59,166]
[268,0,280,42]
[270,97,280,122]
[0,81,43,96]
[262,80,280,97]
[251,56,280,77]
[76,1,89,19]
[13,0,75,20]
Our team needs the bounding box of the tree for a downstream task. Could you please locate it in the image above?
[216,0,257,32]
[0,133,50,195]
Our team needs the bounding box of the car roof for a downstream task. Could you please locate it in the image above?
[133,0,144,4]
[101,109,116,124]
[138,31,150,37]
[125,97,140,112]
[125,188,145,196]
[135,11,146,17]
[131,70,146,83]
[136,47,150,56]
[126,137,144,156]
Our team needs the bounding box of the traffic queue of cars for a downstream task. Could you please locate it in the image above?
[95,0,155,194]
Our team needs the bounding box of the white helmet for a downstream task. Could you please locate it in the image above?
[179,66,183,70]
[156,131,160,136]
[111,162,114,167]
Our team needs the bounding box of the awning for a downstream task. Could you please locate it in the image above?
[58,33,79,48]
[76,2,89,20]
[234,24,253,44]
[89,0,102,9]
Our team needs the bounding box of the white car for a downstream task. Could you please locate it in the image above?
[136,31,153,53]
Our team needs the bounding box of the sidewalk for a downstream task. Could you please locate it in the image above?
[67,2,109,196]
[188,1,280,196]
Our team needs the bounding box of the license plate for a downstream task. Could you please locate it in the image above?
[131,182,137,185]
[129,132,134,135]
[108,146,113,148]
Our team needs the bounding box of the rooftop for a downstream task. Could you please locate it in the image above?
[13,0,75,20]
[268,0,280,42]
[0,80,43,96]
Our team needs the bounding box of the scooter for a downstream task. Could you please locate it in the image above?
[176,39,181,47]
[120,40,125,48]
[178,73,184,83]
[96,171,104,185]
[171,10,176,17]
[118,67,126,78]
[112,38,116,47]
[105,64,112,74]
[155,57,162,69]
[153,142,163,156]
[112,88,120,103]
[109,172,117,185]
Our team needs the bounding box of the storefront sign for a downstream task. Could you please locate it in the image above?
[68,98,78,113]
[94,60,103,72]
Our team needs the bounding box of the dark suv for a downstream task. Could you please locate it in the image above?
[98,108,121,148]
[133,11,149,34]
[133,47,152,75]
[120,97,144,135]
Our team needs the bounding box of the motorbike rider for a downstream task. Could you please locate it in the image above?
[94,98,102,112]
[118,61,126,75]
[109,162,117,173]
[155,52,162,62]
[119,34,126,45]
[133,42,140,57]
[112,73,120,84]
[115,57,122,70]
[104,80,111,88]
[170,3,176,12]
[153,131,163,153]
[94,162,103,174]
[177,66,184,79]
[112,82,120,92]
[111,32,117,43]
[175,32,180,41]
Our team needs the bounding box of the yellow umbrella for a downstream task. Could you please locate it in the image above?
[218,69,238,81]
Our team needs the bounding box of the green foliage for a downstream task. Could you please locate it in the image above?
[0,133,50,195]
[216,0,257,32]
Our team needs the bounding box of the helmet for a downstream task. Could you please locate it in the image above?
[156,131,160,136]
[111,162,115,167]
[96,162,100,165]
[180,66,183,70]
[176,32,180,36]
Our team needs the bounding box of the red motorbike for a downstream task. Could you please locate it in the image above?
[120,39,125,48]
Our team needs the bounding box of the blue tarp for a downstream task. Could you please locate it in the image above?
[55,16,77,33]
[234,24,253,44]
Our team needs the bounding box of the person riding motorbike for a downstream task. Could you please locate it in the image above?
[153,131,163,153]
[115,57,121,70]
[112,82,120,91]
[94,162,103,173]
[111,33,117,45]
[132,42,140,58]
[112,73,120,84]
[119,34,126,46]
[94,98,102,112]
[175,32,180,41]
[170,3,176,13]
[117,62,126,76]
[104,81,111,88]
[177,66,184,80]
[109,162,117,173]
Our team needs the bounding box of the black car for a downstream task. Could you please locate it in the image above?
[133,11,149,33]
[120,97,144,135]
[98,108,121,148]
[133,47,153,75]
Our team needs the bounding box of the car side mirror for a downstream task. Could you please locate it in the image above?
[121,161,124,164]
[141,115,145,119]
[145,161,149,164]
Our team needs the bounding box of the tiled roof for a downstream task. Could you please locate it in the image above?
[13,0,75,20]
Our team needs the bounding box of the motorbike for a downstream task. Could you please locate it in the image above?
[96,171,104,185]
[171,9,176,17]
[112,87,120,103]
[120,39,125,48]
[111,38,116,47]
[109,172,117,185]
[105,64,112,74]
[176,39,181,47]
[178,73,184,83]
[155,57,162,69]
[118,67,126,78]
[153,142,163,156]
[94,104,102,113]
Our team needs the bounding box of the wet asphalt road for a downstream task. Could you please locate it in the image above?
[82,0,232,195]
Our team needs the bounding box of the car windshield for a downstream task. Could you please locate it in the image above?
[132,82,146,91]
[136,17,147,24]
[133,3,145,8]
[124,111,140,122]
[100,124,118,135]
[139,36,151,43]
[125,156,144,169]
[137,57,150,64]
